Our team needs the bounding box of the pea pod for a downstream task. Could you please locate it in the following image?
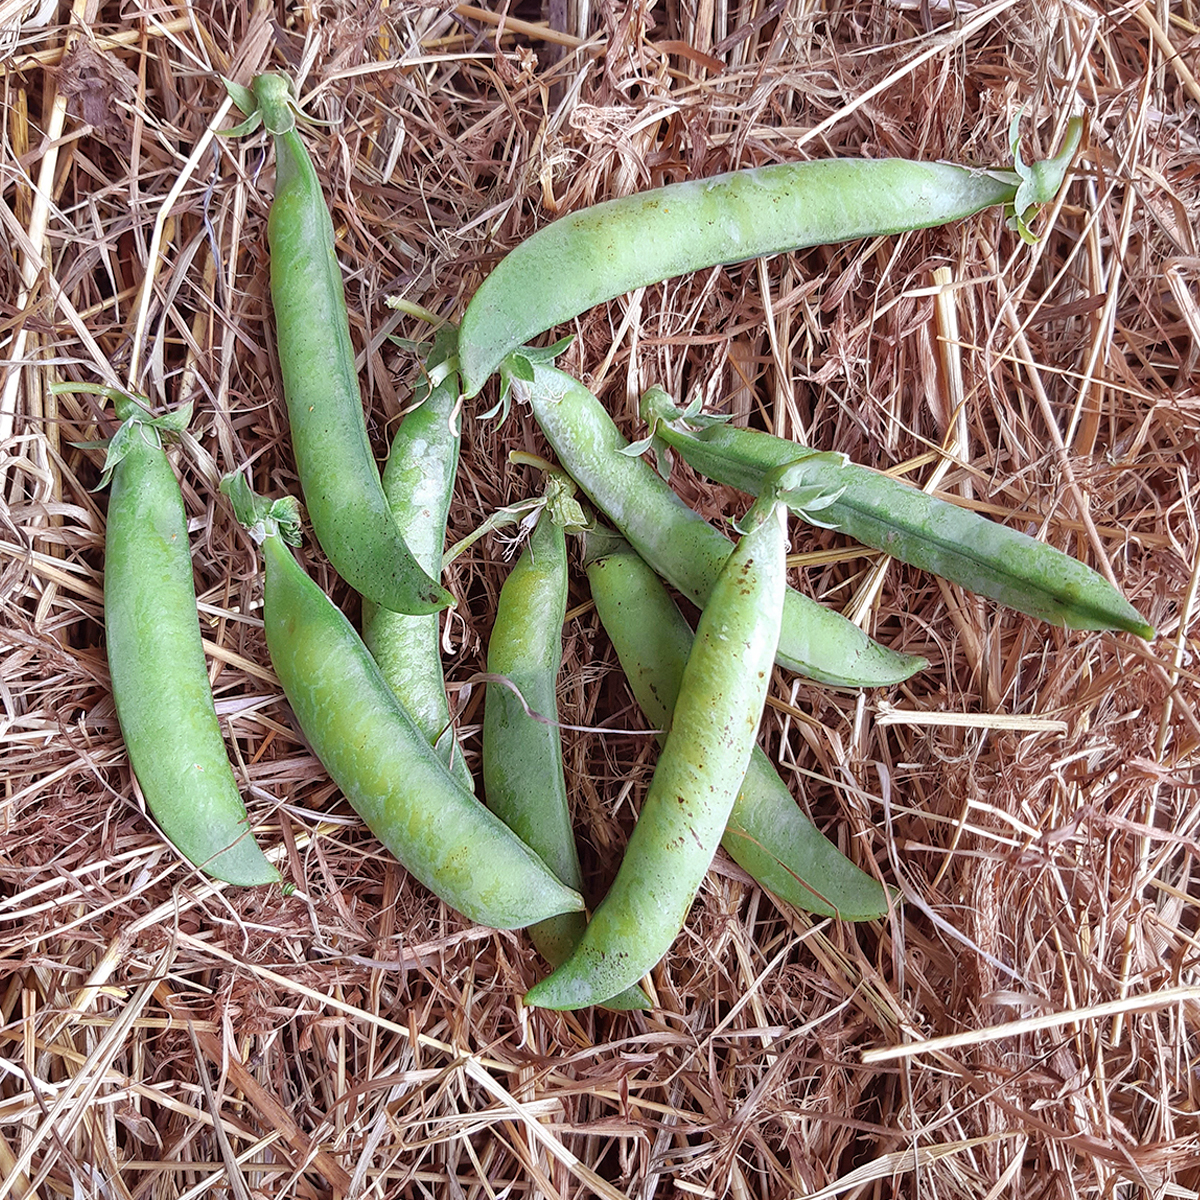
[221,473,584,930]
[458,119,1083,396]
[482,491,649,1010]
[641,390,1155,639]
[515,357,926,687]
[100,393,279,885]
[524,492,789,1010]
[584,527,890,921]
[225,74,453,616]
[362,326,473,789]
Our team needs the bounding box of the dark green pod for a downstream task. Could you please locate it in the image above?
[246,74,452,616]
[645,403,1154,639]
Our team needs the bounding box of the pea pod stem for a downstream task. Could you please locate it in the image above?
[524,499,790,1010]
[221,472,584,930]
[513,357,927,687]
[583,528,891,922]
[362,325,473,790]
[458,118,1083,396]
[228,74,453,616]
[97,392,279,885]
[641,390,1155,639]
[482,497,649,1010]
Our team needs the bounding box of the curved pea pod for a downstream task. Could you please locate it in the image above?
[483,497,650,1010]
[583,527,890,921]
[102,395,279,885]
[515,359,926,687]
[221,474,584,930]
[226,74,453,616]
[641,391,1155,639]
[362,327,473,790]
[458,119,1083,396]
[524,494,789,1010]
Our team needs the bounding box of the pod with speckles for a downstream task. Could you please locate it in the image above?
[524,492,788,1010]
[583,526,890,921]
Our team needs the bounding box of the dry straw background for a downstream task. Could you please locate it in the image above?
[2,0,1198,1196]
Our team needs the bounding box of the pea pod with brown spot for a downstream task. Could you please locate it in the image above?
[583,526,890,922]
[524,493,789,1010]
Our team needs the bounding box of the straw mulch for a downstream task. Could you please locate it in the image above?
[2,1,1196,1196]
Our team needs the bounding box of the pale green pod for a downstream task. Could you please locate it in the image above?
[232,74,453,615]
[483,508,650,1010]
[362,327,473,789]
[105,397,279,886]
[517,361,926,687]
[458,121,1083,396]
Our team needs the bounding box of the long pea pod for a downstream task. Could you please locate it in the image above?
[482,490,650,1010]
[225,74,452,616]
[514,357,926,687]
[524,491,790,1010]
[458,118,1083,396]
[362,326,473,790]
[221,473,584,930]
[641,391,1155,639]
[96,391,279,885]
[583,527,890,921]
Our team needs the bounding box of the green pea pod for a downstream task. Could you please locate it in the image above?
[458,119,1083,396]
[524,495,789,1010]
[221,473,584,930]
[515,359,926,687]
[583,527,889,921]
[102,393,279,885]
[482,496,650,1010]
[226,74,453,616]
[641,391,1155,639]
[362,326,473,790]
